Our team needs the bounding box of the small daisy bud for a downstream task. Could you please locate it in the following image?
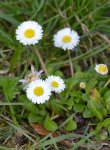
[79,82,86,89]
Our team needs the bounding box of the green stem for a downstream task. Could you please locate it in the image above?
[9,105,19,126]
[51,44,109,67]
[68,50,74,77]
[104,78,110,87]
[34,48,49,77]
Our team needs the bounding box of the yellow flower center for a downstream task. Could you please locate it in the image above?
[34,86,44,96]
[24,29,35,38]
[51,81,59,88]
[62,35,71,43]
[99,65,107,73]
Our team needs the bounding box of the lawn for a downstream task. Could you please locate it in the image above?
[0,0,110,149]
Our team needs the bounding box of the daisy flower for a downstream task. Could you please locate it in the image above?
[26,79,51,104]
[79,82,86,89]
[95,64,108,75]
[46,75,65,93]
[15,21,43,45]
[53,27,80,50]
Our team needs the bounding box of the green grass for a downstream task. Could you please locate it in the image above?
[1,0,110,149]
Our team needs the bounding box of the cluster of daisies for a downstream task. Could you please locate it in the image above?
[16,20,80,104]
[16,20,109,103]
[19,66,65,104]
[15,20,80,50]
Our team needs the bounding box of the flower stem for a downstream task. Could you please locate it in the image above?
[104,78,110,87]
[34,48,49,77]
[68,50,74,77]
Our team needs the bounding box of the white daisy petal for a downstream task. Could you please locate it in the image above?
[46,75,65,93]
[53,27,80,50]
[26,79,51,104]
[95,64,108,75]
[15,21,43,45]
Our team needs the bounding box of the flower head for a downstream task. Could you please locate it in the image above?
[16,21,43,45]
[19,65,43,88]
[46,75,65,93]
[53,27,80,50]
[95,64,108,75]
[79,82,86,89]
[26,79,51,104]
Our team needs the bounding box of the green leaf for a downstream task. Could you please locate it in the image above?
[0,12,20,26]
[54,71,64,77]
[0,76,19,101]
[39,109,48,117]
[65,77,79,99]
[83,108,94,118]
[28,112,43,123]
[86,79,97,94]
[66,98,74,110]
[90,88,100,101]
[98,131,108,140]
[70,90,83,103]
[0,29,15,46]
[46,65,54,75]
[18,95,37,111]
[102,118,110,127]
[99,87,107,96]
[104,90,110,112]
[65,120,77,131]
[50,99,64,114]
[43,116,58,131]
[87,99,104,121]
[97,118,110,130]
[82,93,90,102]
[71,90,82,100]
[10,46,24,71]
[73,103,84,113]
